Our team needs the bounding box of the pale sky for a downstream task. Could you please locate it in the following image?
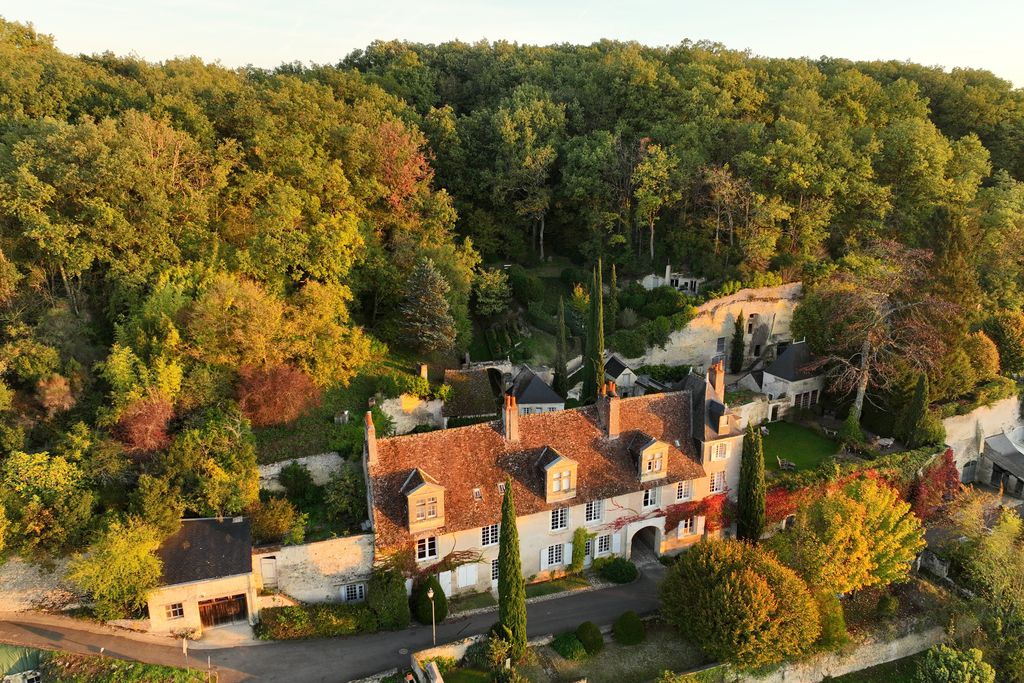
[2,0,1021,87]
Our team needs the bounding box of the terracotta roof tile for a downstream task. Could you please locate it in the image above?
[369,391,703,552]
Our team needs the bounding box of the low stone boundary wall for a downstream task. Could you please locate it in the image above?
[258,452,344,491]
[411,635,486,683]
[379,395,444,434]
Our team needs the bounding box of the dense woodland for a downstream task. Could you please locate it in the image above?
[2,18,1024,599]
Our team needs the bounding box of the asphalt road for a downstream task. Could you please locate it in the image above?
[0,564,665,683]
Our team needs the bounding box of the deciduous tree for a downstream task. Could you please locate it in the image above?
[68,519,163,620]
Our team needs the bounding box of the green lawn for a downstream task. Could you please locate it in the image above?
[525,574,590,599]
[831,653,925,682]
[444,668,491,683]
[450,591,497,613]
[762,421,840,472]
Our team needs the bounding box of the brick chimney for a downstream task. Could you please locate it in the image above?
[709,359,726,403]
[364,411,377,466]
[606,381,621,439]
[502,395,520,442]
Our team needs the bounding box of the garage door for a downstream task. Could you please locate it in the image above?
[198,594,248,628]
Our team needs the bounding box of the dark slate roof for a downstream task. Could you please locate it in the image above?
[443,369,499,418]
[157,518,252,586]
[604,355,630,381]
[509,368,563,405]
[984,434,1024,479]
[765,341,817,382]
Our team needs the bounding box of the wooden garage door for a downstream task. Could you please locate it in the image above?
[198,594,247,628]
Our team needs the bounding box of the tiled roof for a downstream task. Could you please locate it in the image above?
[369,392,703,552]
[442,369,499,418]
[157,518,252,586]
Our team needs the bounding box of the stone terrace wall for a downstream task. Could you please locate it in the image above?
[253,534,374,603]
[258,452,345,492]
[942,395,1021,478]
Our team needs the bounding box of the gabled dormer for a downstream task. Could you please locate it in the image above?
[402,468,445,533]
[628,431,670,483]
[537,446,578,503]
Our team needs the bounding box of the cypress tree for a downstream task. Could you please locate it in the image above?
[497,476,528,660]
[554,297,569,398]
[730,311,745,373]
[902,373,930,448]
[606,264,619,335]
[737,424,767,542]
[581,261,605,403]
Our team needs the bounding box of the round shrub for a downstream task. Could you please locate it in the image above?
[464,640,490,669]
[575,621,604,655]
[815,591,848,649]
[612,611,645,645]
[595,557,638,584]
[877,593,899,617]
[412,576,448,625]
[551,632,587,661]
[368,569,411,630]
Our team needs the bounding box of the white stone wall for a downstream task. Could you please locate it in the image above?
[379,395,445,435]
[402,446,742,596]
[252,534,375,603]
[258,453,345,492]
[942,395,1021,481]
[631,282,803,370]
[147,573,258,635]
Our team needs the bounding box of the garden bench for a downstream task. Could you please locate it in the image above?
[776,456,797,471]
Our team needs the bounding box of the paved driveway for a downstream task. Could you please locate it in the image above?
[0,564,667,682]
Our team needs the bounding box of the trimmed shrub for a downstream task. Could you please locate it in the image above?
[255,603,378,640]
[815,591,848,649]
[551,632,587,660]
[594,556,638,584]
[369,569,411,630]
[877,593,899,617]
[464,640,490,669]
[575,621,604,655]
[412,575,448,625]
[612,611,645,645]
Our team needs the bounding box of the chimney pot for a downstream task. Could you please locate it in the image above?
[503,394,520,442]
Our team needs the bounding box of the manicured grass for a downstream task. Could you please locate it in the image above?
[41,651,205,682]
[535,625,705,683]
[762,421,840,472]
[450,591,497,612]
[444,668,492,683]
[525,574,590,599]
[831,652,925,682]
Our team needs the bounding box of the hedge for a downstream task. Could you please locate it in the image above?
[612,610,645,645]
[593,557,638,583]
[255,603,378,640]
[575,621,604,654]
[369,569,411,630]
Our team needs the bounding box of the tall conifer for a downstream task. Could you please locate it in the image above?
[581,260,605,403]
[497,477,528,660]
[554,297,569,398]
[737,424,767,542]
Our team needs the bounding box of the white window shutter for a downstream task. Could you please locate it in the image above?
[540,547,549,571]
[463,563,478,587]
[564,542,573,565]
[612,533,622,554]
[404,578,413,596]
[340,586,348,602]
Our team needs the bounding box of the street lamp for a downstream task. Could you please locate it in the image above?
[427,586,436,645]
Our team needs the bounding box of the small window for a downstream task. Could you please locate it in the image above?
[552,470,571,492]
[646,451,663,472]
[643,488,658,508]
[497,481,506,494]
[710,471,726,494]
[166,603,184,620]
[585,500,602,523]
[716,337,726,353]
[343,582,366,602]
[473,488,482,501]
[481,523,499,547]
[546,544,564,566]
[680,517,695,536]
[416,536,438,561]
[415,496,438,521]
[550,507,568,531]
[676,480,693,501]
[597,534,612,554]
[25,674,42,683]
[711,443,728,461]
[491,558,500,581]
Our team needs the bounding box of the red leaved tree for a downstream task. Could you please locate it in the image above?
[910,448,962,520]
[116,395,174,452]
[237,364,320,428]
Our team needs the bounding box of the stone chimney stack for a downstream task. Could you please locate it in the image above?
[664,263,671,283]
[502,395,521,442]
[709,359,726,403]
[364,411,378,466]
[605,381,621,439]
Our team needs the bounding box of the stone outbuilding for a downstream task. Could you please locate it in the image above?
[146,517,258,635]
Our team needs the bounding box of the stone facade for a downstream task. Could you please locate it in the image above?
[379,395,445,435]
[630,282,803,370]
[258,453,346,492]
[147,573,258,635]
[252,534,375,603]
[942,395,1021,483]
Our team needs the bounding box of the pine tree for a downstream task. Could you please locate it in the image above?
[737,424,766,542]
[400,257,456,354]
[606,264,619,335]
[497,476,528,660]
[730,311,745,373]
[901,373,930,448]
[581,261,605,403]
[554,297,569,398]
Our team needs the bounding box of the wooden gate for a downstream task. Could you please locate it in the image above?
[198,594,247,628]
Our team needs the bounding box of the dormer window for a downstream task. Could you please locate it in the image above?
[629,432,669,483]
[646,452,663,473]
[403,468,445,532]
[538,447,578,503]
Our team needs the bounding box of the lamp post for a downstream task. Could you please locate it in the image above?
[427,586,436,645]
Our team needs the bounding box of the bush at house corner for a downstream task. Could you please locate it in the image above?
[593,556,638,583]
[412,575,448,624]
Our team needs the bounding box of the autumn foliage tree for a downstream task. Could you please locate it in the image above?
[114,395,174,453]
[660,538,820,669]
[237,364,320,427]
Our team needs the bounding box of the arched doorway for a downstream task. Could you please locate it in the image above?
[628,525,662,565]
